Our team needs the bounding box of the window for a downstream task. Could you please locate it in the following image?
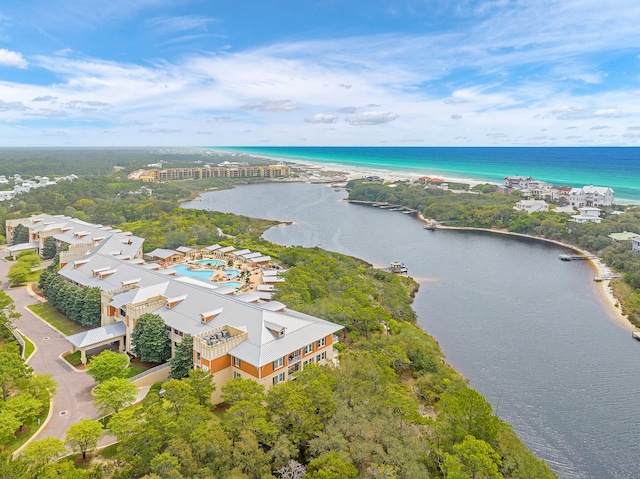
[234,371,241,379]
[273,357,284,370]
[316,351,326,362]
[234,357,241,368]
[303,343,314,354]
[316,337,326,348]
[272,372,285,385]
[303,357,315,366]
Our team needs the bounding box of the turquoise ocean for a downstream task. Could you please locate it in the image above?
[212,147,640,204]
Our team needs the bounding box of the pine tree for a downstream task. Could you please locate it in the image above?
[170,334,194,379]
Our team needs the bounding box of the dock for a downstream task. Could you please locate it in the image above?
[347,200,418,215]
[558,253,599,261]
[594,273,623,282]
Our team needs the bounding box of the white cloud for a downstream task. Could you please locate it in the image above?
[0,49,27,68]
[140,128,182,133]
[548,106,623,120]
[305,113,338,124]
[146,15,216,34]
[32,96,58,102]
[0,100,28,111]
[594,108,621,117]
[25,109,68,117]
[241,100,300,112]
[0,1,639,146]
[347,111,399,125]
[208,116,238,123]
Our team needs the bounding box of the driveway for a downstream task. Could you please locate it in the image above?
[0,254,101,445]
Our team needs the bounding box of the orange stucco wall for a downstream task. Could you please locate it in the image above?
[236,358,259,378]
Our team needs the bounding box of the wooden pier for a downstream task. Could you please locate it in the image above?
[348,200,418,215]
[558,253,599,261]
[594,273,623,282]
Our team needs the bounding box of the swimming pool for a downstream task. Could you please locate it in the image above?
[224,269,240,277]
[198,259,225,267]
[217,281,241,288]
[172,264,215,280]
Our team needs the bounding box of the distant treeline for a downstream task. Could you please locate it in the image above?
[0,147,273,177]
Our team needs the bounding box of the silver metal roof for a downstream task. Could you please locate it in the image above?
[66,321,126,349]
[57,230,343,368]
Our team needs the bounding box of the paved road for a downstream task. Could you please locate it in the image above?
[0,254,101,445]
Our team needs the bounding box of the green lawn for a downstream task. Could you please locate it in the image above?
[63,350,86,367]
[126,362,149,378]
[27,303,90,336]
[20,332,35,360]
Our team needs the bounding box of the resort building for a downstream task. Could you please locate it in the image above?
[514,199,549,214]
[633,237,640,253]
[129,164,291,183]
[572,207,602,223]
[569,185,614,207]
[5,214,143,263]
[8,214,342,402]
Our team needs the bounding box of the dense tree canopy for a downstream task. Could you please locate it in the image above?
[132,313,171,364]
[87,350,130,383]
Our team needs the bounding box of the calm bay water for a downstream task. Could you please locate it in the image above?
[184,183,640,479]
[213,146,640,203]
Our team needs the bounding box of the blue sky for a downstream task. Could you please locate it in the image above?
[1,0,639,146]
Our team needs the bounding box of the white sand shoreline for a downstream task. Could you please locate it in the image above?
[285,157,488,187]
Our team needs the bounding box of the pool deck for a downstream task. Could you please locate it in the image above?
[175,257,267,293]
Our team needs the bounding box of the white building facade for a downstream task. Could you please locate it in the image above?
[569,185,614,207]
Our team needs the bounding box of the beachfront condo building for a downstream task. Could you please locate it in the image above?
[130,164,291,182]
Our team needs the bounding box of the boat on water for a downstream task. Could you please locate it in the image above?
[424,219,438,230]
[632,331,640,341]
[388,261,408,274]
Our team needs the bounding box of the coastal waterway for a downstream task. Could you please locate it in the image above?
[184,182,640,479]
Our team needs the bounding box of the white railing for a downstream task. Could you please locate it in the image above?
[4,324,26,358]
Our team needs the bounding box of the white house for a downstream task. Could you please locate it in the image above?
[514,199,549,214]
[504,175,532,189]
[572,207,602,223]
[569,185,614,207]
[632,237,640,253]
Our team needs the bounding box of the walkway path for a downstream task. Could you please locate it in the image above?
[0,253,101,447]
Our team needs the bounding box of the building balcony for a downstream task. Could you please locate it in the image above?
[287,354,302,365]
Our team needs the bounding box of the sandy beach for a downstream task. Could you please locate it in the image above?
[276,156,488,187]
